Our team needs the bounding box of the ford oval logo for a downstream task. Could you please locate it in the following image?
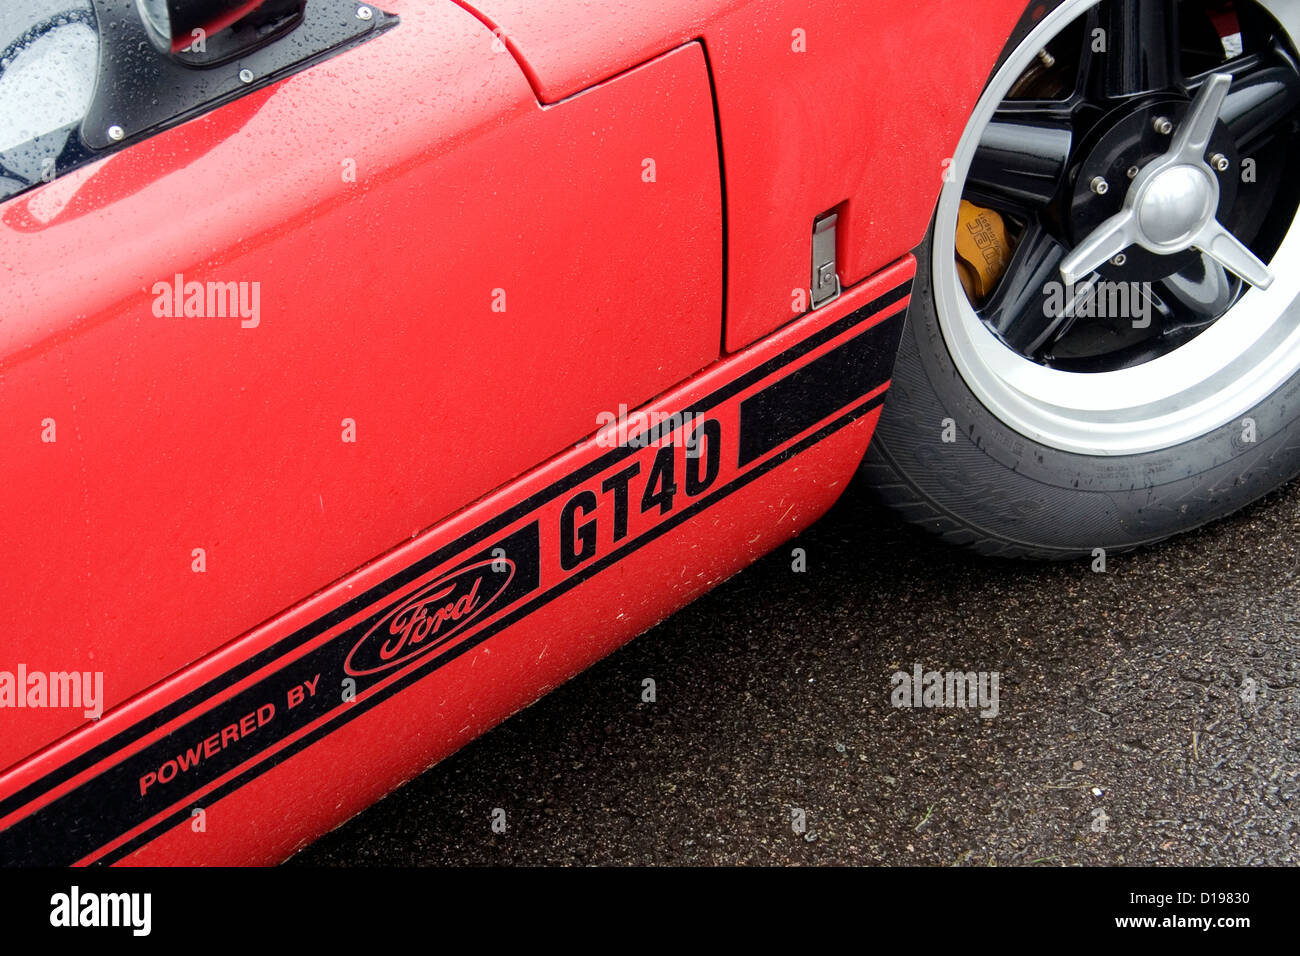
[344,558,515,677]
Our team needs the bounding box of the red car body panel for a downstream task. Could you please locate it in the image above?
[2,258,912,866]
[0,5,721,768]
[0,0,1024,864]
[452,0,1025,349]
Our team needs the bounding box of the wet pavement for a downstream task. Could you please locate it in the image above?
[293,476,1300,866]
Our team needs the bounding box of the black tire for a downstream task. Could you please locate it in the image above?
[862,0,1300,559]
[863,223,1300,560]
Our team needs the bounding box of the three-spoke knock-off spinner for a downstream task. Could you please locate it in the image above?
[1060,73,1275,289]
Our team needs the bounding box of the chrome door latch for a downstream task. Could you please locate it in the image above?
[811,211,842,309]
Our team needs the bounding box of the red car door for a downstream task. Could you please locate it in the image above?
[0,0,722,771]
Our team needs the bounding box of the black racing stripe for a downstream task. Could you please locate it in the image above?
[704,280,910,413]
[738,310,904,467]
[94,389,890,866]
[0,277,912,829]
[6,523,545,867]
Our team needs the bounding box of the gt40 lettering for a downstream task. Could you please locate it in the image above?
[560,418,722,571]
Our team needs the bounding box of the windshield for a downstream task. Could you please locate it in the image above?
[0,2,99,195]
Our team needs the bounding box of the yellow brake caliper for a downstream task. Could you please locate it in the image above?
[955,199,1013,304]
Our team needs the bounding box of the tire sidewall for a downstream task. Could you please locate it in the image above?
[875,221,1300,553]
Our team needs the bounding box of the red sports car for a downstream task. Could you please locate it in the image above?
[2,0,1297,865]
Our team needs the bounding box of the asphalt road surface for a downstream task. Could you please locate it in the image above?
[292,476,1300,866]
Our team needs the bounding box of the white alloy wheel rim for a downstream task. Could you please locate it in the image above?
[934,0,1300,456]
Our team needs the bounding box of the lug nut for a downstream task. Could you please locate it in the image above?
[1111,253,1127,267]
[1037,48,1056,68]
[1090,176,1110,196]
[1153,116,1174,135]
[1210,152,1231,172]
[1127,165,1140,180]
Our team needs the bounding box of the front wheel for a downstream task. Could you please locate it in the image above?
[864,0,1300,559]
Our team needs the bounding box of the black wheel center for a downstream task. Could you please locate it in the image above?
[1068,95,1240,282]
